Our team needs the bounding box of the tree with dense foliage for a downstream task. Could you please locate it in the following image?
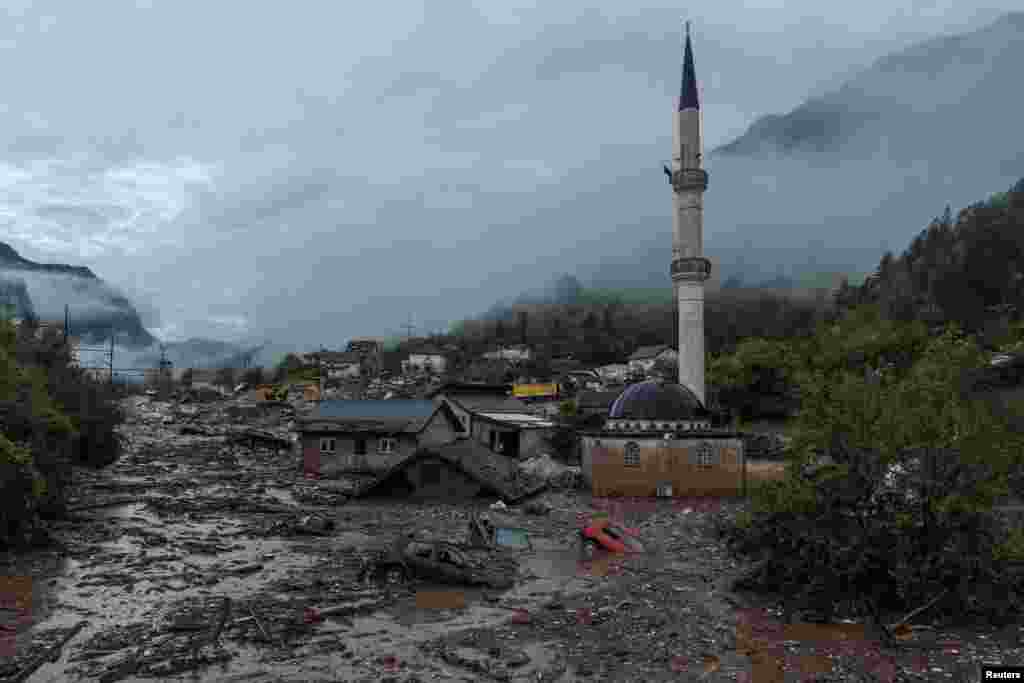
[0,317,124,545]
[722,316,1024,625]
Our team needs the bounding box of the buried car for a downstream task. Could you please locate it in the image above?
[362,538,517,590]
[580,517,644,558]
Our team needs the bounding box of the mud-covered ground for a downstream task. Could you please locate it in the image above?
[2,397,1022,682]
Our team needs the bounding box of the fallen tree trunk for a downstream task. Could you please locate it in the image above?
[12,620,87,683]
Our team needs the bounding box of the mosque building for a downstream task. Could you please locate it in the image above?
[579,23,745,498]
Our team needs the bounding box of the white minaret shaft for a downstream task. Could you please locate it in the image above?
[670,21,711,405]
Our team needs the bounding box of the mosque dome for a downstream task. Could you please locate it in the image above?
[608,380,708,421]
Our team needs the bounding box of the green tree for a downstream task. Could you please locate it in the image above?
[724,321,1024,625]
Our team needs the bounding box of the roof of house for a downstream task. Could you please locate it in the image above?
[475,412,555,428]
[353,440,548,503]
[297,399,448,433]
[445,393,529,414]
[628,345,675,361]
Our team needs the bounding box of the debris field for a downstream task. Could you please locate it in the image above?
[1,394,1020,682]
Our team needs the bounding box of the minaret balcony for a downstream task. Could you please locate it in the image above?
[671,257,712,282]
[672,168,709,193]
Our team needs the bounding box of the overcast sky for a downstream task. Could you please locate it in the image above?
[0,0,1018,349]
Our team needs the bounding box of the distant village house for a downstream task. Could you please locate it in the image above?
[402,346,447,375]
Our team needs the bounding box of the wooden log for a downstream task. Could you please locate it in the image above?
[12,620,88,682]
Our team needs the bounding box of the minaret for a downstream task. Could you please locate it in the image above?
[669,21,711,405]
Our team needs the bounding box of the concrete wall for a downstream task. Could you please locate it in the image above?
[302,433,415,474]
[468,419,551,461]
[580,434,744,497]
[300,409,458,474]
[438,397,472,438]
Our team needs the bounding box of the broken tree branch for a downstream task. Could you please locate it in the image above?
[889,589,950,629]
[247,605,272,644]
[12,620,88,683]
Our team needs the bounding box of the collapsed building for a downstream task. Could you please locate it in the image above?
[427,382,555,460]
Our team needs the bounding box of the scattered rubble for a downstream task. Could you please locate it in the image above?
[5,391,1019,682]
[518,454,582,490]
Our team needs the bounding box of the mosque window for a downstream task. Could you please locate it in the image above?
[696,442,716,466]
[624,442,640,467]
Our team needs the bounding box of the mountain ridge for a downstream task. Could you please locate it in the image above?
[714,11,1024,158]
[0,241,155,347]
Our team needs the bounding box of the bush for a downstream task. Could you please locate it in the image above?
[721,319,1024,625]
[0,320,126,543]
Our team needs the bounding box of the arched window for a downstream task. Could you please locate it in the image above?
[624,441,640,466]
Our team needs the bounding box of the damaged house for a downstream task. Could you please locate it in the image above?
[354,440,548,503]
[428,382,556,460]
[297,399,462,475]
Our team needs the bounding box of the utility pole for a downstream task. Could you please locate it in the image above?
[159,344,172,398]
[402,314,415,340]
[108,330,115,386]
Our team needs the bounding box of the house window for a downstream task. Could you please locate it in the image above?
[696,442,716,466]
[319,438,336,453]
[354,438,367,455]
[624,441,640,467]
[378,437,395,454]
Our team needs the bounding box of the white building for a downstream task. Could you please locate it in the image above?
[482,345,533,363]
[595,363,630,382]
[402,348,447,375]
[627,345,678,376]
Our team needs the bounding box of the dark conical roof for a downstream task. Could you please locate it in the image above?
[608,380,708,420]
[679,22,699,112]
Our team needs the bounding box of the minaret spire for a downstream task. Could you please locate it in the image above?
[679,20,699,112]
[669,18,710,405]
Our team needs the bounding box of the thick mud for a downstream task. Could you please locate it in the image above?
[2,397,1021,682]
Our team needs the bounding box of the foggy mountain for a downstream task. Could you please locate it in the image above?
[0,241,154,347]
[584,11,1024,292]
[716,12,1024,159]
[0,276,36,321]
